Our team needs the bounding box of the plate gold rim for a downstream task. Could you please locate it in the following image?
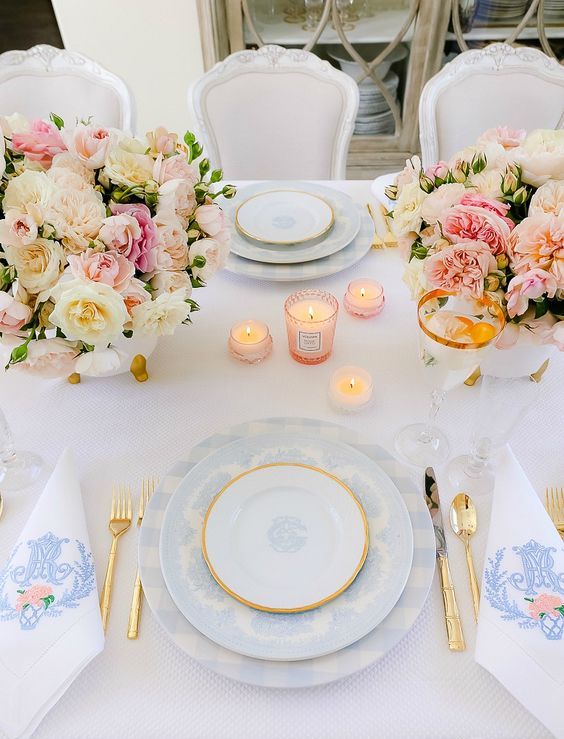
[234,190,335,246]
[201,462,369,614]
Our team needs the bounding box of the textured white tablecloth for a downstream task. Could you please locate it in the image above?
[1,181,561,739]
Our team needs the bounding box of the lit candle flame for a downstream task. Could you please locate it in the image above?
[360,287,365,298]
[308,305,314,320]
[245,325,251,338]
[350,377,355,390]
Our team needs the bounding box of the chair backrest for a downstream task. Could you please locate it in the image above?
[189,45,359,180]
[0,44,134,132]
[419,43,564,167]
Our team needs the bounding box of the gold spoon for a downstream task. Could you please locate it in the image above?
[450,493,480,622]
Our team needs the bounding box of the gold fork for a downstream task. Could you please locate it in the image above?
[127,478,156,639]
[545,487,564,538]
[100,484,132,632]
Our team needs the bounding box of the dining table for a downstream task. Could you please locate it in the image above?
[0,179,561,739]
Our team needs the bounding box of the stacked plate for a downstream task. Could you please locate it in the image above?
[224,182,372,282]
[474,0,529,24]
[139,417,436,688]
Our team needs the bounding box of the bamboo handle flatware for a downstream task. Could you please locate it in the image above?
[450,493,480,622]
[100,484,132,632]
[437,553,466,650]
[366,201,396,249]
[545,486,564,539]
[127,478,156,639]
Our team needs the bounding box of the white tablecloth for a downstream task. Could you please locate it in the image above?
[1,181,561,739]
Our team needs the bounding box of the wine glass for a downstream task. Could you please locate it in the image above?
[0,408,43,490]
[448,374,540,494]
[303,0,324,30]
[394,289,505,467]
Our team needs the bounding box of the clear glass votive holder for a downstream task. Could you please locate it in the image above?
[228,319,273,364]
[344,279,385,319]
[284,289,339,365]
[328,366,374,413]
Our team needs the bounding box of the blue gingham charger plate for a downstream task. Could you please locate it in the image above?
[139,418,435,688]
[158,432,414,661]
[225,181,361,264]
[225,207,372,281]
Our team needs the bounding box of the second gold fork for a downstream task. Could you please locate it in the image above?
[100,484,132,632]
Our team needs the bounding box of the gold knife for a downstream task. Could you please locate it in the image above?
[425,467,465,651]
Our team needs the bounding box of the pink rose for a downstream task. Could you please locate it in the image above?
[424,240,496,298]
[152,153,199,185]
[146,126,178,156]
[67,249,134,292]
[153,210,189,270]
[0,292,32,334]
[527,593,563,620]
[5,336,78,378]
[194,203,225,237]
[505,268,557,318]
[425,160,449,182]
[420,183,466,224]
[442,205,512,256]
[459,193,513,227]
[11,119,67,168]
[16,583,53,610]
[65,124,111,169]
[0,210,39,246]
[510,213,564,286]
[122,277,150,317]
[395,156,422,187]
[109,203,159,273]
[541,321,564,351]
[477,127,526,150]
[157,178,196,226]
[99,213,141,258]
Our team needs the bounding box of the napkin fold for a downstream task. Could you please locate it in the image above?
[0,449,104,739]
[476,446,564,739]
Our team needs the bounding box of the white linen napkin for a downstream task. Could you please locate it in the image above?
[476,446,564,739]
[0,448,104,739]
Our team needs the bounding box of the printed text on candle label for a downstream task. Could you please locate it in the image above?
[298,331,322,353]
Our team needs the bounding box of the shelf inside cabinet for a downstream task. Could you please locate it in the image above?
[446,24,564,41]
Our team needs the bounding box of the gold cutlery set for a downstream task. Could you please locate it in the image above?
[100,478,156,637]
[366,201,396,249]
[545,487,564,539]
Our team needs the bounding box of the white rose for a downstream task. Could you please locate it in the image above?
[47,188,106,254]
[420,183,466,224]
[402,258,428,300]
[50,151,96,184]
[48,166,96,193]
[468,168,505,199]
[391,181,426,236]
[157,178,196,227]
[131,290,190,336]
[3,169,55,216]
[74,346,125,377]
[5,238,64,295]
[529,180,564,217]
[456,142,508,171]
[188,236,228,281]
[0,209,40,246]
[0,113,29,140]
[150,270,192,298]
[153,209,189,270]
[515,130,564,187]
[50,278,129,346]
[395,155,422,187]
[104,147,154,188]
[2,336,78,378]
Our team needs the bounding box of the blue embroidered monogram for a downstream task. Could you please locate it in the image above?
[11,532,72,587]
[508,540,564,595]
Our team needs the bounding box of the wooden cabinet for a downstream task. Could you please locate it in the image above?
[197,0,563,178]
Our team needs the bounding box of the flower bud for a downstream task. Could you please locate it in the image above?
[496,253,509,270]
[144,179,159,195]
[451,166,467,183]
[484,274,500,292]
[471,152,487,174]
[39,300,55,329]
[222,185,237,199]
[513,186,528,205]
[419,173,434,194]
[384,185,398,201]
[507,162,522,181]
[501,171,518,195]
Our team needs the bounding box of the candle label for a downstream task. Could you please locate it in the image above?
[297,330,322,353]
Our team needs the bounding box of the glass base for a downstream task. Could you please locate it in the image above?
[394,423,450,468]
[0,451,43,491]
[448,454,494,495]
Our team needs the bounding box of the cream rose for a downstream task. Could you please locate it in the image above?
[150,270,192,298]
[104,147,154,188]
[468,168,505,199]
[188,237,228,281]
[47,188,106,254]
[131,290,190,336]
[157,178,196,226]
[390,181,426,236]
[0,113,29,140]
[0,209,40,246]
[402,258,429,300]
[0,134,5,179]
[64,123,112,169]
[5,336,78,378]
[2,170,55,215]
[50,151,96,184]
[5,238,64,295]
[420,183,466,224]
[515,130,564,187]
[50,278,129,345]
[529,180,564,217]
[153,210,189,270]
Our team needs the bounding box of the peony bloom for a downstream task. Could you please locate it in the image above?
[390,180,426,236]
[395,155,422,187]
[150,270,192,298]
[131,290,190,336]
[527,593,564,620]
[510,212,564,285]
[49,151,96,184]
[0,292,32,334]
[420,183,466,224]
[152,153,198,186]
[104,146,154,188]
[50,278,129,345]
[477,126,526,150]
[505,268,557,318]
[424,240,496,298]
[529,180,564,217]
[64,123,111,169]
[515,129,564,187]
[153,210,189,270]
[442,204,512,256]
[146,126,178,156]
[4,238,64,296]
[47,188,106,254]
[11,119,67,168]
[189,236,228,281]
[0,209,40,246]
[15,584,53,610]
[2,169,55,216]
[110,203,159,273]
[67,249,134,292]
[157,178,196,227]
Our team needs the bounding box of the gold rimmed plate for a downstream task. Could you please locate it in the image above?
[202,462,368,613]
[235,190,334,246]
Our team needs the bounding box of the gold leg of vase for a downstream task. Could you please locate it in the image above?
[130,354,148,382]
[530,358,550,383]
[68,372,81,384]
[464,366,482,386]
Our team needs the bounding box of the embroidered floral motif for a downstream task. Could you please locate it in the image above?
[0,533,95,631]
[484,539,564,641]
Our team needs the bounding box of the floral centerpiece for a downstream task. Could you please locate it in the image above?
[0,113,234,378]
[387,128,564,370]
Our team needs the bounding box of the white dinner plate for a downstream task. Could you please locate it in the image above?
[202,463,368,613]
[139,417,435,687]
[158,431,413,662]
[226,182,360,264]
[236,190,334,245]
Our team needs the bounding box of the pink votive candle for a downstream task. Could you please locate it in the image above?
[344,279,385,319]
[228,319,273,364]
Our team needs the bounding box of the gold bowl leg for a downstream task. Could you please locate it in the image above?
[130,354,148,382]
[68,372,81,384]
[464,367,482,386]
[530,358,550,383]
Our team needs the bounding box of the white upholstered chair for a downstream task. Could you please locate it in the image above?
[419,43,564,168]
[189,45,359,180]
[0,45,134,131]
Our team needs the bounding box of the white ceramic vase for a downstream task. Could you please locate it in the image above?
[481,327,555,379]
[76,334,158,379]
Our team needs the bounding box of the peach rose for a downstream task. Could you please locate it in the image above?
[424,240,496,298]
[189,236,228,281]
[442,205,512,255]
[505,268,557,318]
[395,155,422,187]
[152,153,199,186]
[0,209,39,246]
[157,178,196,227]
[194,203,225,237]
[529,180,564,217]
[122,277,150,318]
[67,249,134,292]
[458,192,512,224]
[64,123,111,169]
[153,210,189,270]
[8,336,78,378]
[99,213,142,258]
[0,292,32,334]
[146,127,178,156]
[420,183,466,224]
[477,127,526,150]
[11,119,67,168]
[510,213,564,286]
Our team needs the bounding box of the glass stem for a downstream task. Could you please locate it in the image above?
[420,389,446,444]
[0,410,17,467]
[464,436,492,479]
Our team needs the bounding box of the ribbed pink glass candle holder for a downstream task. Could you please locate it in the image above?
[284,289,339,365]
[228,319,273,364]
[344,279,385,319]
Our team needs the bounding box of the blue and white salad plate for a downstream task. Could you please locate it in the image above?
[159,432,413,662]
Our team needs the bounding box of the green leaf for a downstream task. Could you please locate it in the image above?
[16,589,25,594]
[49,112,65,130]
[122,329,133,338]
[533,298,548,319]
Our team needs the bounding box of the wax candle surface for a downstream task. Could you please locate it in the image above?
[329,366,373,412]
